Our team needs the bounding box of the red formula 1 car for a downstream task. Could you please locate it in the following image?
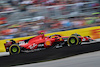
[4,33,95,55]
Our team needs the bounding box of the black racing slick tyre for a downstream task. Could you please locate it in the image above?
[67,35,79,46]
[9,44,21,55]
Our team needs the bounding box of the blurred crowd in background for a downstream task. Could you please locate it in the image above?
[0,0,100,39]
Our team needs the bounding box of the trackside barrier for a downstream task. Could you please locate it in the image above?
[45,26,100,39]
[0,26,100,52]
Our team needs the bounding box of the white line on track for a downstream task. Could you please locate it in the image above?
[13,51,100,67]
[0,52,9,57]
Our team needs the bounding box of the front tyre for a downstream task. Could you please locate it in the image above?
[9,44,21,55]
[67,36,79,46]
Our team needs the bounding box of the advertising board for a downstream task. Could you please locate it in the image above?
[0,26,100,52]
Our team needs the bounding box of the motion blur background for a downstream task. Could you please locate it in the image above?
[0,0,100,40]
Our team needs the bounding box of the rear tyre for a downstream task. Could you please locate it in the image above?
[67,36,79,46]
[9,44,21,55]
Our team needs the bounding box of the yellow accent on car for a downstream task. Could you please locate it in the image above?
[45,41,51,46]
[60,38,62,41]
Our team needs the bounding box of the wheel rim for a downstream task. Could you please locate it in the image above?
[12,47,17,52]
[68,36,79,46]
[9,45,21,55]
[70,38,75,44]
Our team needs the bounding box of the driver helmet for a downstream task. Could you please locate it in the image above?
[40,32,44,34]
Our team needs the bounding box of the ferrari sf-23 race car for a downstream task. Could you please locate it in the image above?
[4,33,95,55]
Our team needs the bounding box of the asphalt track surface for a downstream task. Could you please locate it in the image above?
[14,51,100,67]
[0,42,100,67]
